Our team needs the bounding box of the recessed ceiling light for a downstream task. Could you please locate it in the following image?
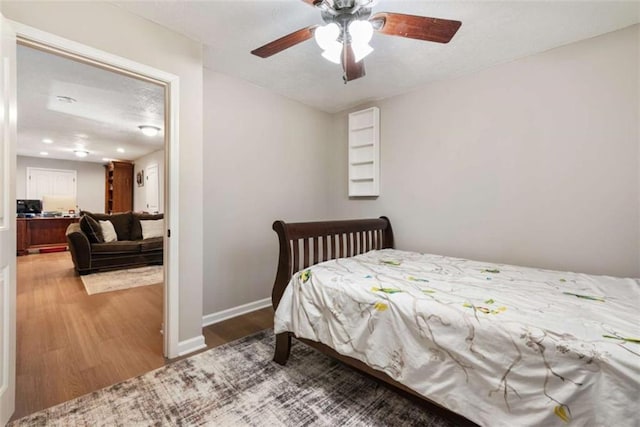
[56,95,77,103]
[42,138,53,144]
[74,150,89,158]
[117,148,125,153]
[102,157,111,162]
[40,151,48,156]
[138,125,161,137]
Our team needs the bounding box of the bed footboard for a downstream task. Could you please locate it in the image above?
[271,216,393,364]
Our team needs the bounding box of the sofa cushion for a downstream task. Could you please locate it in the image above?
[131,213,164,240]
[91,241,141,254]
[141,219,164,239]
[79,215,104,243]
[99,220,118,242]
[140,237,163,252]
[82,211,133,241]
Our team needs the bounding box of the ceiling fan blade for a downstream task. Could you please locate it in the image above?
[370,12,461,43]
[251,25,318,58]
[342,43,366,82]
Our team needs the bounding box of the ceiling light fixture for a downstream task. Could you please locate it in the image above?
[314,23,342,64]
[138,125,161,137]
[348,20,374,62]
[56,95,77,103]
[74,150,89,158]
[117,148,125,153]
[251,0,461,84]
[314,18,374,65]
[40,151,48,156]
[42,138,53,144]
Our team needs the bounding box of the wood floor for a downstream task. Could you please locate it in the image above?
[14,251,274,421]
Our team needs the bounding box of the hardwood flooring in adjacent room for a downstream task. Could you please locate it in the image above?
[14,251,274,421]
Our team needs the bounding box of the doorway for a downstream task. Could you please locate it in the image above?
[11,35,176,419]
[144,163,160,213]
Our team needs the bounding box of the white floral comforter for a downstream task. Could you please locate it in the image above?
[274,249,640,427]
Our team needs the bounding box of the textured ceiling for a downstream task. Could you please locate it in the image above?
[114,0,640,113]
[16,0,640,160]
[17,45,165,164]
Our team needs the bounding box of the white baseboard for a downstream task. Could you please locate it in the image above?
[202,297,271,327]
[178,299,271,357]
[177,335,207,357]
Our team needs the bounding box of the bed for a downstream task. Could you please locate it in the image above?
[271,217,640,427]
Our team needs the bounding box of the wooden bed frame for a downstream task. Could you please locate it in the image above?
[271,217,476,426]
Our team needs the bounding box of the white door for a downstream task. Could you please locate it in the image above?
[145,163,159,213]
[26,167,76,199]
[0,13,17,424]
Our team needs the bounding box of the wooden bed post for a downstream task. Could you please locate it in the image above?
[380,216,394,249]
[272,220,292,364]
[273,333,292,365]
[271,220,291,310]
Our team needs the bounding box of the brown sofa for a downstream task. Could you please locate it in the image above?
[66,211,163,275]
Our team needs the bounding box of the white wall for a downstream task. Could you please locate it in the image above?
[328,25,639,278]
[3,1,204,342]
[16,156,104,213]
[133,150,164,213]
[203,70,333,314]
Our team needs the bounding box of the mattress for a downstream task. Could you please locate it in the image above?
[274,249,640,426]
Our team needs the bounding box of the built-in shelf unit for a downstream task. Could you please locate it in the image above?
[104,161,133,214]
[348,107,380,197]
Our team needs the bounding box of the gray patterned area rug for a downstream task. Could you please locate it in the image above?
[11,330,458,426]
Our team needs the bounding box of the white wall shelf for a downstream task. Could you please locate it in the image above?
[348,107,379,197]
[350,142,374,149]
[350,124,374,132]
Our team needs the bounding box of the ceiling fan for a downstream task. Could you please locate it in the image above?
[251,0,462,83]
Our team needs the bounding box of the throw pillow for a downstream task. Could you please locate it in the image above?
[131,212,163,240]
[81,210,132,241]
[79,215,104,243]
[99,220,118,242]
[140,219,164,239]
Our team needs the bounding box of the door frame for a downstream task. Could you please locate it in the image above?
[0,14,18,425]
[11,21,182,358]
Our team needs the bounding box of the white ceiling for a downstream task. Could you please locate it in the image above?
[113,0,640,113]
[17,45,165,163]
[16,1,640,162]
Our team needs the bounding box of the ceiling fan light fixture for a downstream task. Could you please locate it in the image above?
[349,20,374,62]
[352,43,373,62]
[315,23,343,64]
[321,44,343,64]
[138,125,161,137]
[250,1,461,83]
[348,20,373,44]
[314,23,340,51]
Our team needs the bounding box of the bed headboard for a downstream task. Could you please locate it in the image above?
[271,216,394,309]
